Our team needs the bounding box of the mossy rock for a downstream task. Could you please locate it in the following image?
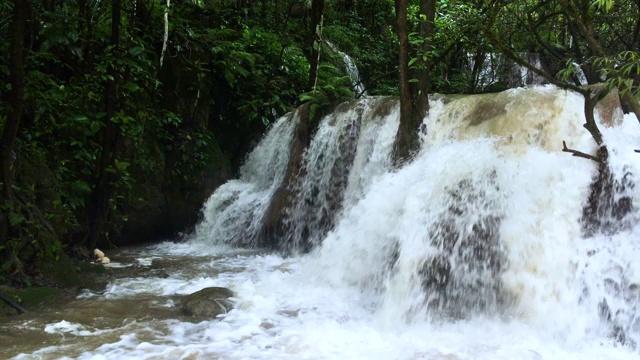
[181,287,234,318]
[36,256,83,289]
[75,261,108,275]
[0,285,67,316]
[15,286,66,307]
[482,82,509,93]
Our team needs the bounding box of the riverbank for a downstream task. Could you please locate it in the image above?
[0,248,150,318]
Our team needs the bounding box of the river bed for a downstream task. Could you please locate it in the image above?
[1,240,637,360]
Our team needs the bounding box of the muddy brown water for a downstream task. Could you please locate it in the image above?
[0,245,260,359]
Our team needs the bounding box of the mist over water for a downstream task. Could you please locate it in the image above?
[8,86,640,359]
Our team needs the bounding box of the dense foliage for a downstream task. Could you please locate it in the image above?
[1,0,639,285]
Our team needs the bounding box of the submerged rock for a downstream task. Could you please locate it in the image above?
[581,146,635,237]
[419,172,504,318]
[181,287,234,318]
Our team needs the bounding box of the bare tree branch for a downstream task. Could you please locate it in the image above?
[562,140,600,162]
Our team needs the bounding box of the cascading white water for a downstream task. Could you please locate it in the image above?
[300,86,640,344]
[327,42,367,96]
[192,110,300,246]
[193,87,640,342]
[342,99,399,206]
[469,52,547,90]
[284,97,399,251]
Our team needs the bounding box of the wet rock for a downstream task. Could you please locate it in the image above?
[151,258,177,270]
[595,90,624,127]
[181,287,234,318]
[153,270,171,279]
[0,285,68,316]
[598,298,637,348]
[261,106,313,249]
[588,259,640,348]
[267,100,365,252]
[419,172,504,317]
[581,146,634,237]
[284,102,365,252]
[619,92,640,121]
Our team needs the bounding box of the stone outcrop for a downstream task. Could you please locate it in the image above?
[260,104,314,249]
[181,287,234,318]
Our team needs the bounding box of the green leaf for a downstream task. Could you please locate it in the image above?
[129,46,144,56]
[123,83,140,92]
[90,121,100,134]
[299,93,315,102]
[8,212,23,226]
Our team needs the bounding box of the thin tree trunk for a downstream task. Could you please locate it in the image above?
[410,0,435,129]
[393,0,435,164]
[308,0,325,91]
[583,88,605,146]
[394,0,412,163]
[470,50,485,92]
[0,0,28,265]
[86,0,122,250]
[1,0,27,204]
[395,0,410,116]
[159,0,169,69]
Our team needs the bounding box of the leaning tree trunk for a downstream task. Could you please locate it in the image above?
[0,291,27,314]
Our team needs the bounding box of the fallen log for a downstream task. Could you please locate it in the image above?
[0,291,27,314]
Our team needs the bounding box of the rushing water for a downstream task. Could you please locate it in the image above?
[326,42,367,96]
[193,110,300,247]
[4,86,640,359]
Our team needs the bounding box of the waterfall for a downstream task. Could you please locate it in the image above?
[193,85,640,349]
[193,110,300,246]
[17,87,640,359]
[292,86,640,345]
[283,97,398,252]
[326,42,367,96]
[469,52,547,90]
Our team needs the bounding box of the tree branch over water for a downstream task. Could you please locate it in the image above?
[562,141,600,162]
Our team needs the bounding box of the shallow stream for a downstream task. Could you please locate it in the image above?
[1,238,638,360]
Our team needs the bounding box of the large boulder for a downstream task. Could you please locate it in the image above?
[181,287,234,318]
